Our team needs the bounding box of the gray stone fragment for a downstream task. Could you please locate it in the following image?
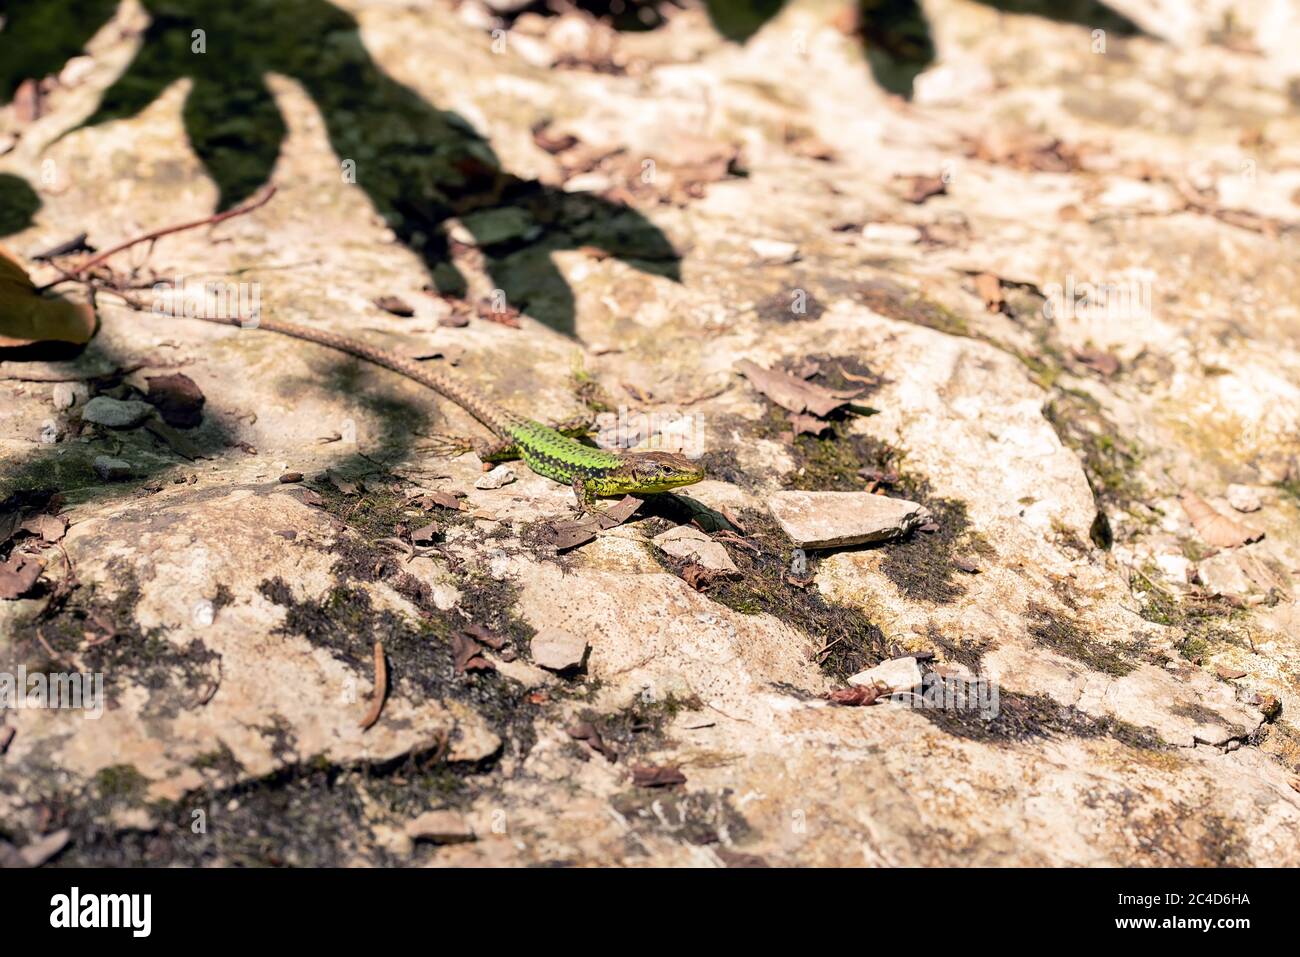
[81,396,153,429]
[92,456,132,481]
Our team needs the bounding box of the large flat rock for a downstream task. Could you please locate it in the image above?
[766,491,929,549]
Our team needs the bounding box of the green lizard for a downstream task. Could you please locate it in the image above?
[188,315,705,513]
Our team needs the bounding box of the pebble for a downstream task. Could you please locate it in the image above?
[475,464,516,490]
[51,382,88,410]
[750,239,801,264]
[861,222,923,244]
[405,809,476,844]
[847,657,923,694]
[530,628,589,671]
[81,396,153,429]
[92,456,131,481]
[1226,484,1261,513]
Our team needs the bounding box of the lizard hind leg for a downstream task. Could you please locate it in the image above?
[417,432,476,458]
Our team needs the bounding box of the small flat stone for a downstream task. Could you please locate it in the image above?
[92,456,131,481]
[848,657,923,694]
[51,382,87,410]
[1154,552,1194,585]
[530,627,588,671]
[81,396,153,429]
[1197,552,1257,599]
[750,238,801,264]
[475,464,516,490]
[861,222,922,244]
[1226,484,1262,513]
[404,810,476,844]
[766,490,928,549]
[652,525,738,573]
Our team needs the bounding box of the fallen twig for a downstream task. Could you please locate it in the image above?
[37,185,278,292]
[359,640,388,731]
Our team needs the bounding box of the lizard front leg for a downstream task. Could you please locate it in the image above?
[570,475,607,518]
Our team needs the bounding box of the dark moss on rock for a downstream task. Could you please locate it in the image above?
[16,564,221,720]
[1027,600,1143,676]
[654,507,889,682]
[919,682,1168,750]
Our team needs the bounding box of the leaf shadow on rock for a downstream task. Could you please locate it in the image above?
[4,0,680,339]
[512,0,1147,97]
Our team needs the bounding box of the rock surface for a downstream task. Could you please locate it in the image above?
[1,0,1299,868]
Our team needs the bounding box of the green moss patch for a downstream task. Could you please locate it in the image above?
[1131,571,1248,662]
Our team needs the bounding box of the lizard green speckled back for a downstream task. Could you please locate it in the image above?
[508,419,625,486]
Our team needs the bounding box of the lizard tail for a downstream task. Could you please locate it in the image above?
[186,314,520,438]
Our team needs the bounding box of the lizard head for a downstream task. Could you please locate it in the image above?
[605,451,705,495]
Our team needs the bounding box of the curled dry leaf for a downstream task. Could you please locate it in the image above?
[1180,490,1263,548]
[143,372,205,428]
[0,246,95,348]
[358,640,387,730]
[567,721,617,762]
[896,174,947,204]
[0,553,45,600]
[631,765,687,788]
[973,273,1003,312]
[735,359,862,418]
[826,683,886,706]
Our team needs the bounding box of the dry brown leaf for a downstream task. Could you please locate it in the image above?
[451,631,494,675]
[1072,347,1120,377]
[826,683,886,706]
[735,359,862,418]
[896,174,947,204]
[18,513,66,544]
[567,721,617,762]
[1180,490,1263,548]
[787,412,829,436]
[0,553,44,600]
[974,273,1003,312]
[358,641,387,730]
[631,765,686,788]
[0,246,95,348]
